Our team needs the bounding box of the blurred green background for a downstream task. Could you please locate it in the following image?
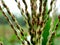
[0,11,26,45]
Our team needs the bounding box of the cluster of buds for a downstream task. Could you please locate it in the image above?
[0,0,59,45]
